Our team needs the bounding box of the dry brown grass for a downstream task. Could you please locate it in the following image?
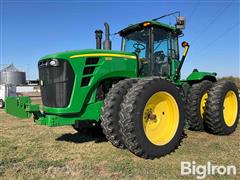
[0,107,239,179]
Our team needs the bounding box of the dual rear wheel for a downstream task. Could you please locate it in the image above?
[186,80,239,135]
[100,78,239,159]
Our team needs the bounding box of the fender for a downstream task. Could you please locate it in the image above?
[187,71,217,83]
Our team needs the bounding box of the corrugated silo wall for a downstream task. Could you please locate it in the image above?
[0,71,26,85]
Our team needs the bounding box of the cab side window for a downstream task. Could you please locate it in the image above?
[170,35,179,60]
[153,28,169,63]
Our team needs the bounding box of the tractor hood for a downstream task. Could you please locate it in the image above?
[40,49,136,60]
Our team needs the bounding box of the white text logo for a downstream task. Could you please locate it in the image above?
[181,161,237,179]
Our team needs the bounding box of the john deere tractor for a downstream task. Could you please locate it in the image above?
[5,12,239,159]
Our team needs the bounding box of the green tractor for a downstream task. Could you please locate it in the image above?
[5,12,239,159]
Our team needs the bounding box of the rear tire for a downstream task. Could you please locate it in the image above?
[186,80,213,131]
[119,79,185,159]
[101,79,138,149]
[205,80,239,135]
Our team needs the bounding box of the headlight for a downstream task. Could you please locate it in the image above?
[49,59,59,66]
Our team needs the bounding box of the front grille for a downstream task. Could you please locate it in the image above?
[38,59,75,108]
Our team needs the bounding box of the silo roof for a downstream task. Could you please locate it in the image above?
[0,64,23,73]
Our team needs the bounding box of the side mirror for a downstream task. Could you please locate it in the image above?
[176,16,186,30]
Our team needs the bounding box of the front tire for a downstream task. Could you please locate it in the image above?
[119,79,185,159]
[101,79,137,149]
[205,80,239,135]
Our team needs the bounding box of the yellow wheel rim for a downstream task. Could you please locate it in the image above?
[200,92,208,119]
[223,90,238,127]
[143,91,179,146]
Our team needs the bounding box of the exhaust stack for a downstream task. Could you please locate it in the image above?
[103,22,112,50]
[95,29,103,49]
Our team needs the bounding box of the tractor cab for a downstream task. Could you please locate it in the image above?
[119,20,182,78]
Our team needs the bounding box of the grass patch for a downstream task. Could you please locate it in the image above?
[26,159,65,170]
[0,109,239,179]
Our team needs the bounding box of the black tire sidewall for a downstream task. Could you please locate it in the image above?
[101,79,137,148]
[132,80,185,157]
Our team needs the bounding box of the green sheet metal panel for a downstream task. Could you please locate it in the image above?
[5,96,32,119]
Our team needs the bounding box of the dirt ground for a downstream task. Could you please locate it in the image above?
[0,104,239,179]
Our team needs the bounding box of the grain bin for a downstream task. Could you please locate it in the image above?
[0,64,26,85]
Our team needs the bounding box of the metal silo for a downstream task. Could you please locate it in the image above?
[0,64,26,85]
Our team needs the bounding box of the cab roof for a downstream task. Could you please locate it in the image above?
[118,20,181,36]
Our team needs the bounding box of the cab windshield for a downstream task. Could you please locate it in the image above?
[121,26,179,76]
[121,28,150,59]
